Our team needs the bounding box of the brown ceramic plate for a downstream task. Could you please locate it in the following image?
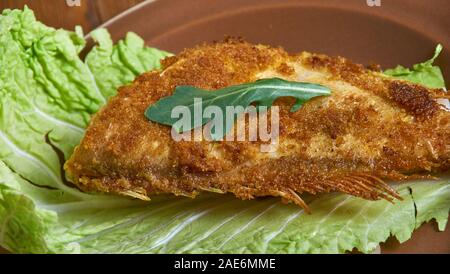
[95,0,450,254]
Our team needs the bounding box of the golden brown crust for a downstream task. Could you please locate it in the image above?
[301,52,445,117]
[65,40,450,209]
[388,81,438,117]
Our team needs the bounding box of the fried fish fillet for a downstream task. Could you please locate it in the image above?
[65,39,450,210]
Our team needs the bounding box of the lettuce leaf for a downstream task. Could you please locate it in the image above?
[0,7,448,254]
[384,44,446,89]
[85,29,171,98]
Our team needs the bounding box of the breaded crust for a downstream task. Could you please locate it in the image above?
[65,39,450,210]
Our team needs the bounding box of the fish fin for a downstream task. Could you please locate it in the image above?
[323,173,402,201]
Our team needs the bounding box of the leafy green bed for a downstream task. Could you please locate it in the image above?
[0,7,448,254]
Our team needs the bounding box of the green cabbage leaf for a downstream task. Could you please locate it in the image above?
[384,44,446,89]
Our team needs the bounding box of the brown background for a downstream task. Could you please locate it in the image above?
[0,0,145,32]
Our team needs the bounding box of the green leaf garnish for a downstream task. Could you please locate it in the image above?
[145,78,331,139]
[384,44,446,89]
